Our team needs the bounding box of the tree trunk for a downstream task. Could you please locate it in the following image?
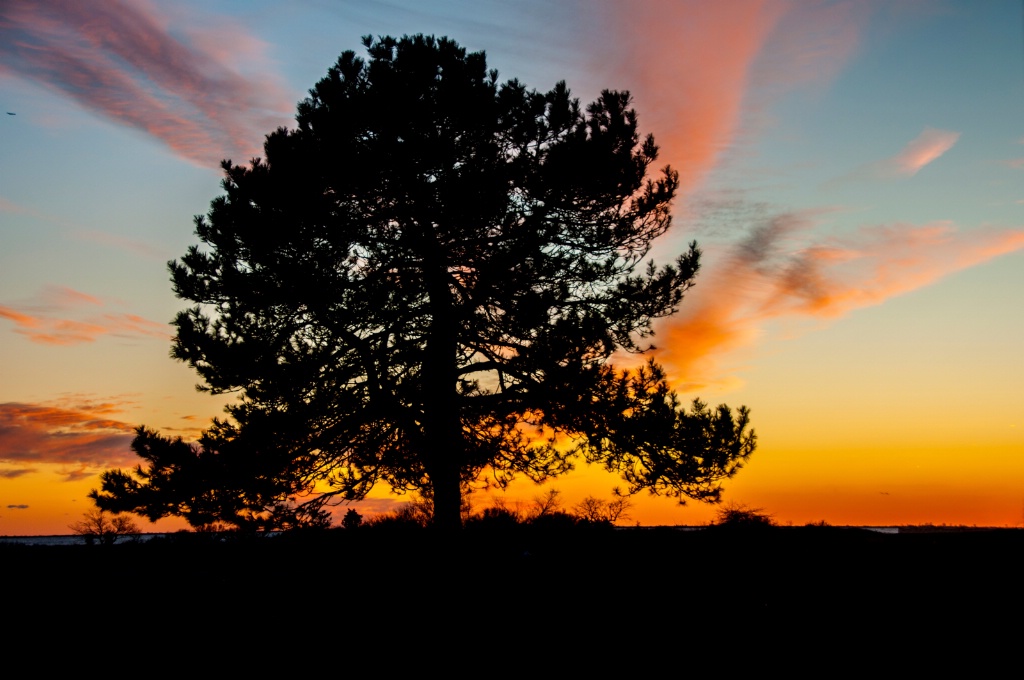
[423,322,463,530]
[430,457,463,532]
[421,227,463,531]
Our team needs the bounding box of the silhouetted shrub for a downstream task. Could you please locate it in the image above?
[342,509,363,530]
[466,505,522,530]
[528,511,580,531]
[712,503,775,529]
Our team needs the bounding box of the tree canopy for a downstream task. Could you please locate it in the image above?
[92,35,755,530]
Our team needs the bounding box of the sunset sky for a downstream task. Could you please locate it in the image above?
[1,0,1022,534]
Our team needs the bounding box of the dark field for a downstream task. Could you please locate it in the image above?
[8,525,1021,648]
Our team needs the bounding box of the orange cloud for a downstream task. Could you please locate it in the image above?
[17,318,110,345]
[0,0,294,166]
[0,306,39,329]
[881,128,961,177]
[42,285,102,308]
[0,286,169,345]
[0,401,137,475]
[657,214,1024,390]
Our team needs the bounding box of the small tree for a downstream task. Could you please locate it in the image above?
[529,489,564,520]
[341,508,363,530]
[69,509,140,546]
[571,495,633,525]
[92,34,755,531]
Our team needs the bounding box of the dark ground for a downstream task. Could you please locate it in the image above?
[7,525,1021,653]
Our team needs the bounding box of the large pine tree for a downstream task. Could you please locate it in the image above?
[94,35,755,530]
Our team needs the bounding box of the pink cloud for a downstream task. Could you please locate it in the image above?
[0,196,31,214]
[0,286,169,345]
[882,128,961,177]
[0,401,137,474]
[599,1,868,197]
[0,0,294,167]
[656,215,1024,390]
[602,1,787,196]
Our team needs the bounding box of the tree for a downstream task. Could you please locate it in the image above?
[92,35,755,530]
[69,509,140,545]
[93,425,331,532]
[341,508,363,530]
[529,489,565,520]
[571,495,633,525]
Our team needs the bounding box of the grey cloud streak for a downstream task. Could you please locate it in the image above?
[0,0,294,166]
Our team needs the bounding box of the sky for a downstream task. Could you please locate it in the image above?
[1,0,1022,534]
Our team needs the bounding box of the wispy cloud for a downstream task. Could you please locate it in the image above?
[0,285,168,345]
[1,195,167,258]
[44,286,102,308]
[601,0,787,196]
[747,1,866,92]
[0,196,31,214]
[599,1,868,197]
[821,126,961,190]
[1007,136,1024,167]
[0,401,137,476]
[0,469,36,479]
[879,127,961,178]
[0,0,294,166]
[655,213,1024,390]
[72,230,168,260]
[0,195,78,229]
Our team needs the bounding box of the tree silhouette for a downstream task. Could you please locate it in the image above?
[341,508,363,530]
[93,425,331,531]
[92,35,755,530]
[572,495,633,525]
[69,509,140,545]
